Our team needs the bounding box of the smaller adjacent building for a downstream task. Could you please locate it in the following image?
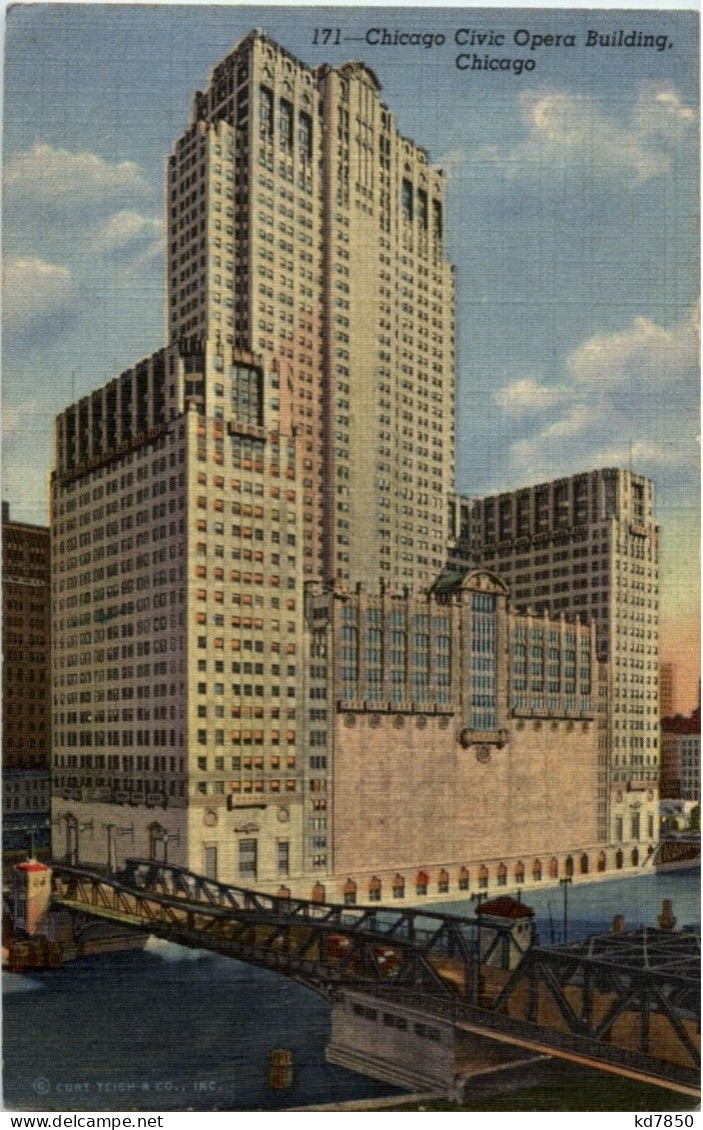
[661,708,700,802]
[2,502,51,856]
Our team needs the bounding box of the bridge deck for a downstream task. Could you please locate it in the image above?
[50,858,700,1097]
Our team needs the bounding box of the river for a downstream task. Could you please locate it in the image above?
[3,869,699,1111]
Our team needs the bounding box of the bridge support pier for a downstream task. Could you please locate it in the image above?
[326,991,544,1095]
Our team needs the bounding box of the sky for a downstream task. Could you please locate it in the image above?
[3,4,700,710]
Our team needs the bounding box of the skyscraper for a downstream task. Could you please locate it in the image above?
[167,31,455,589]
[50,31,455,881]
[463,468,660,850]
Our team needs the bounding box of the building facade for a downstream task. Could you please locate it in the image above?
[50,342,314,880]
[299,569,623,902]
[462,469,660,852]
[48,31,643,893]
[3,502,52,851]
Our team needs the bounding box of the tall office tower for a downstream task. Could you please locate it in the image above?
[166,31,455,589]
[50,31,453,884]
[50,342,310,882]
[2,502,52,846]
[468,469,660,850]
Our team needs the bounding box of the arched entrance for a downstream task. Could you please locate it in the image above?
[580,853,589,875]
[615,850,624,870]
[565,855,574,879]
[631,847,639,867]
[597,851,606,873]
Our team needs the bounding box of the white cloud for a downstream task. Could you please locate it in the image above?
[94,210,164,259]
[5,142,151,205]
[495,305,699,488]
[435,147,465,180]
[587,439,686,469]
[2,399,40,450]
[540,404,592,439]
[494,377,565,414]
[568,304,699,392]
[490,83,696,184]
[3,256,80,339]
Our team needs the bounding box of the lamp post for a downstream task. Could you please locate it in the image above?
[103,824,134,874]
[559,876,572,944]
[161,830,180,864]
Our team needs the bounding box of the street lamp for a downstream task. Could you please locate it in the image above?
[559,876,572,944]
[103,823,134,873]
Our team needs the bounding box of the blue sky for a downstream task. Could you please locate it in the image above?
[3,4,699,704]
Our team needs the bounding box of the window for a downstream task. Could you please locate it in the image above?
[238,837,257,879]
[276,840,289,877]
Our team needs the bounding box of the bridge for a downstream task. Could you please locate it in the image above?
[47,858,701,1098]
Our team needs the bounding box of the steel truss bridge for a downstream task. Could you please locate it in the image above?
[51,858,700,1097]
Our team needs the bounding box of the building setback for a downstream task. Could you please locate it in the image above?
[455,469,660,853]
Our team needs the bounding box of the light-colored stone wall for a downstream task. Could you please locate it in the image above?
[331,710,599,877]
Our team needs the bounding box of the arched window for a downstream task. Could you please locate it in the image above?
[343,877,357,905]
[392,873,405,899]
[497,862,507,887]
[416,870,428,896]
[277,884,291,900]
[580,853,589,875]
[630,847,639,868]
[548,857,559,879]
[615,850,623,870]
[532,859,542,881]
[369,875,381,902]
[515,861,525,884]
[311,882,326,904]
[478,864,489,889]
[458,866,469,891]
[437,868,449,894]
[565,855,574,879]
[597,851,606,873]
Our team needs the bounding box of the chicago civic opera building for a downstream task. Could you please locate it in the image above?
[49,30,635,896]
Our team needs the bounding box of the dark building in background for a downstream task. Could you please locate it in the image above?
[661,707,701,803]
[2,501,51,855]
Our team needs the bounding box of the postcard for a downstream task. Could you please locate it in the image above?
[2,3,700,1118]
